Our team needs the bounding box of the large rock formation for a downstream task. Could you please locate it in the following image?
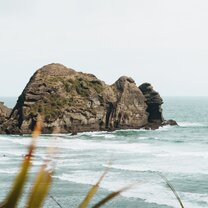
[139,83,177,129]
[1,64,148,134]
[0,64,176,134]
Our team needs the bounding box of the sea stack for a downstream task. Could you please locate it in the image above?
[0,63,176,134]
[139,82,177,129]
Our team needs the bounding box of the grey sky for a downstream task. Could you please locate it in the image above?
[0,0,208,96]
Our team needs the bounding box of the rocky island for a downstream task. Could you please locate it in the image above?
[0,64,176,134]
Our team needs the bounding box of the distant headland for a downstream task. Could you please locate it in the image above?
[0,63,176,134]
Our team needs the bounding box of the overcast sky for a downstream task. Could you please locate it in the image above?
[0,0,208,97]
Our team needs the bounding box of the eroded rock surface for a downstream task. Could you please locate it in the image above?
[1,64,149,134]
[0,64,176,134]
[139,83,177,129]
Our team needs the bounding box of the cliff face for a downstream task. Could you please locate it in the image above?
[139,83,164,122]
[139,82,177,129]
[2,64,150,134]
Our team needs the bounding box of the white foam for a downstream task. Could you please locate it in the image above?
[78,131,108,136]
[0,136,10,141]
[32,160,44,166]
[15,138,151,154]
[178,122,207,127]
[137,136,160,141]
[157,125,173,131]
[104,134,116,138]
[122,183,205,208]
[54,171,205,208]
[0,150,26,157]
[182,192,208,207]
[0,159,20,164]
[0,168,18,174]
[115,129,148,132]
[103,156,208,174]
[156,151,208,158]
[9,138,31,146]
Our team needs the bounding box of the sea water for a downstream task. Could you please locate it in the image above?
[0,97,208,208]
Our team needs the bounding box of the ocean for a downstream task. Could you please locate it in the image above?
[0,97,208,208]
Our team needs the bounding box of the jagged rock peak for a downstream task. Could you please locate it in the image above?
[36,63,75,76]
[139,82,163,105]
[139,82,177,129]
[114,76,135,91]
[139,83,164,124]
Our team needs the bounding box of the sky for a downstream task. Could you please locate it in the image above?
[0,0,208,97]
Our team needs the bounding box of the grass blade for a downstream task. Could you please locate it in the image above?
[159,174,184,208]
[50,195,63,208]
[0,155,31,208]
[92,185,133,208]
[0,117,42,208]
[79,167,109,208]
[26,165,52,208]
[32,115,42,138]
